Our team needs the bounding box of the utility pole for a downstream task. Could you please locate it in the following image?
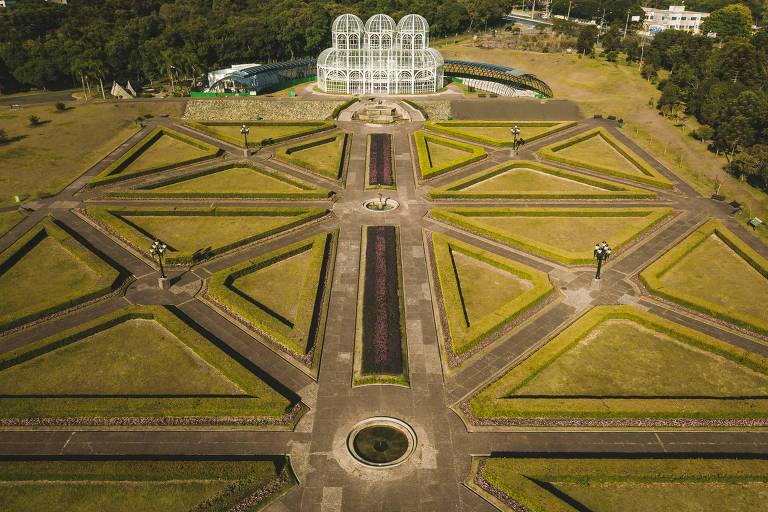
[566,1,572,20]
[624,9,631,38]
[531,0,536,19]
[596,8,606,45]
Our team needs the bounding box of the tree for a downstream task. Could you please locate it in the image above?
[658,82,684,118]
[552,18,578,36]
[577,25,598,55]
[700,4,753,41]
[602,25,622,53]
[719,115,755,160]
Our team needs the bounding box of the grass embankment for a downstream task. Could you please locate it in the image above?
[0,101,182,207]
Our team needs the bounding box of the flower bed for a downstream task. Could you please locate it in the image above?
[367,133,395,188]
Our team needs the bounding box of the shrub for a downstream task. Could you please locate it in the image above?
[54,102,66,112]
[28,115,41,126]
[331,97,358,119]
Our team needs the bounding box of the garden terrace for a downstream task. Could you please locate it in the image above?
[465,305,768,427]
[82,206,329,265]
[425,231,554,370]
[430,207,674,265]
[540,127,674,189]
[428,160,657,200]
[0,457,295,511]
[0,217,123,333]
[183,120,334,147]
[354,226,407,386]
[205,232,336,375]
[366,133,395,189]
[182,99,345,121]
[106,163,332,200]
[275,132,350,181]
[640,219,768,336]
[87,127,220,187]
[471,456,768,512]
[424,121,576,146]
[0,306,299,425]
[413,131,486,180]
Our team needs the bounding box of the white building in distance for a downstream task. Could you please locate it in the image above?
[642,5,710,35]
[317,13,444,95]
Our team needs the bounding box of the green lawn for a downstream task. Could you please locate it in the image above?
[122,133,211,173]
[150,167,306,194]
[431,207,673,264]
[426,139,474,167]
[444,125,557,141]
[468,168,603,194]
[478,457,768,512]
[469,305,768,421]
[86,206,327,264]
[0,458,290,512]
[0,306,295,419]
[276,132,347,180]
[192,122,331,146]
[555,132,642,176]
[423,121,578,146]
[415,131,486,179]
[0,102,183,207]
[0,211,24,237]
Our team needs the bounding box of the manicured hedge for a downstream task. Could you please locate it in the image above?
[275,131,348,180]
[424,120,577,146]
[640,219,768,336]
[331,97,359,119]
[403,98,429,119]
[414,131,486,180]
[428,160,657,200]
[0,217,122,332]
[540,127,674,189]
[88,127,220,188]
[106,163,332,199]
[471,305,768,420]
[184,120,334,146]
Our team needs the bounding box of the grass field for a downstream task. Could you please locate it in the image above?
[0,101,182,207]
[150,167,307,194]
[467,168,601,194]
[276,132,347,180]
[426,139,474,166]
[201,124,318,144]
[424,121,576,146]
[555,133,641,175]
[431,207,673,264]
[476,457,768,512]
[121,133,210,172]
[0,211,24,237]
[0,458,291,512]
[415,131,486,179]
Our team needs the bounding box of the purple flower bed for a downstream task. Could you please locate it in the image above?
[368,133,393,186]
[361,226,403,374]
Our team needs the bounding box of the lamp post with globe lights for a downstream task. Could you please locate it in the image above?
[593,241,611,280]
[240,123,249,157]
[149,240,168,287]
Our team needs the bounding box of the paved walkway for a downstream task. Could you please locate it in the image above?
[1,104,767,511]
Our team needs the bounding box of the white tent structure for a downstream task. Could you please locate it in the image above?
[317,13,444,95]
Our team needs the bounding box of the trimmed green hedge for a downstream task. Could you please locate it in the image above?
[0,217,122,332]
[275,131,348,180]
[106,163,332,199]
[540,127,674,189]
[332,97,359,119]
[403,99,429,119]
[414,131,486,180]
[432,232,553,357]
[184,120,334,147]
[88,127,220,188]
[428,160,657,200]
[424,120,577,146]
[640,219,768,336]
[471,305,768,420]
[0,305,296,419]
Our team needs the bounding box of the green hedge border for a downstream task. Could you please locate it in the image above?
[428,160,657,200]
[0,305,298,420]
[430,207,674,265]
[106,162,332,199]
[470,305,768,420]
[402,99,429,119]
[540,127,674,189]
[424,120,577,146]
[88,127,220,188]
[432,232,553,356]
[183,120,334,147]
[84,206,328,265]
[414,131,486,180]
[332,97,359,119]
[364,133,397,190]
[0,217,122,332]
[640,219,768,336]
[275,131,349,180]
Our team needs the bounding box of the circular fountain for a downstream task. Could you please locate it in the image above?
[347,417,417,467]
[363,192,399,212]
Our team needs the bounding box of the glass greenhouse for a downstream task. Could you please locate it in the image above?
[317,13,444,95]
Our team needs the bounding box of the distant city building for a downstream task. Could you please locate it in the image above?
[642,5,710,35]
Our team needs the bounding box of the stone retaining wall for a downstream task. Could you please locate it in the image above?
[183,99,345,121]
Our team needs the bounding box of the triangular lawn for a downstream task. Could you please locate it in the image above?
[430,207,673,264]
[121,164,331,199]
[84,206,328,264]
[0,306,296,420]
[415,131,486,180]
[640,219,768,335]
[186,120,334,146]
[540,128,673,189]
[275,132,347,180]
[429,232,553,361]
[89,127,219,187]
[428,161,656,200]
[207,232,334,366]
[0,218,121,332]
[469,305,768,421]
[425,120,576,145]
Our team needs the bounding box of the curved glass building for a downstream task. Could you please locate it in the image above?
[317,13,444,95]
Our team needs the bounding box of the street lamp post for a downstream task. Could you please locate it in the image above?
[510,124,521,154]
[593,240,611,280]
[149,240,167,281]
[240,123,249,158]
